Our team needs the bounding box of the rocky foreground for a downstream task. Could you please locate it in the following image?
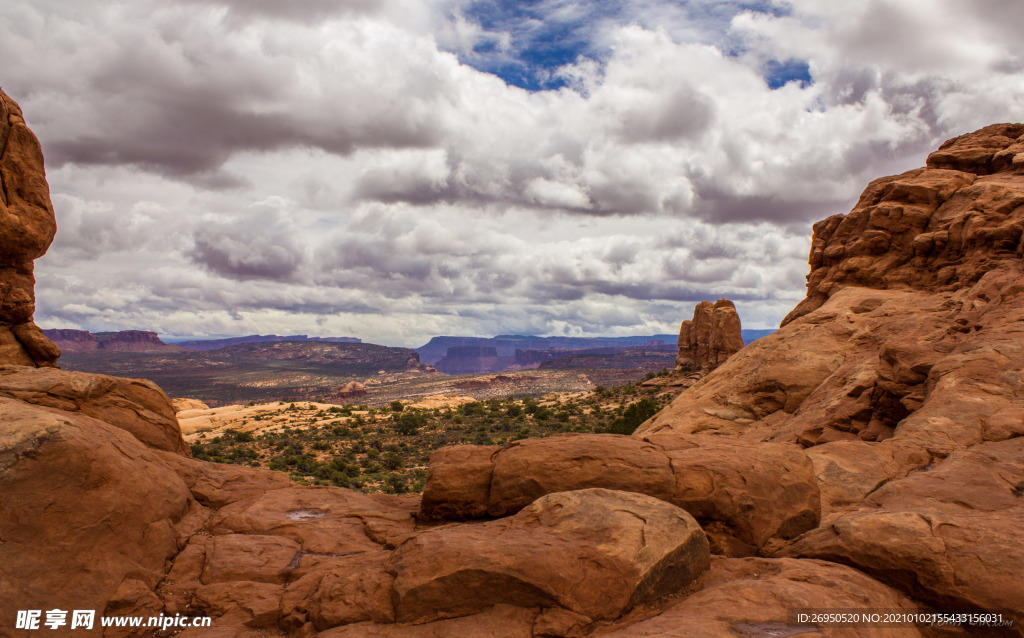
[1,86,1023,637]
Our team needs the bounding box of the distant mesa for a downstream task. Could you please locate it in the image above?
[44,329,184,353]
[674,299,744,372]
[422,331,771,376]
[433,345,508,375]
[416,334,678,367]
[175,333,361,351]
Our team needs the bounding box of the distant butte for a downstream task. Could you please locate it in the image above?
[674,298,744,372]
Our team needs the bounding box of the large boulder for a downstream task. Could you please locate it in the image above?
[0,397,202,626]
[0,89,59,367]
[0,364,190,455]
[419,433,819,554]
[646,434,820,554]
[419,444,501,520]
[393,489,709,623]
[486,434,675,517]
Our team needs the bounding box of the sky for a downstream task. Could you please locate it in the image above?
[3,0,1023,347]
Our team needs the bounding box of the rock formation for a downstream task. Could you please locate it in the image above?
[4,93,1024,636]
[173,397,210,413]
[45,328,185,353]
[0,89,59,367]
[675,298,743,372]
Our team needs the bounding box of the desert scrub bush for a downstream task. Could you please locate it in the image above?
[604,397,660,435]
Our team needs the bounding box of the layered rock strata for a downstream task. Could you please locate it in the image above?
[675,298,743,372]
[0,89,59,367]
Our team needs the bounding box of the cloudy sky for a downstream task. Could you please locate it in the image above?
[4,0,1023,346]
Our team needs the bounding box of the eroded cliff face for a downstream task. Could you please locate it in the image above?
[0,89,59,367]
[642,123,1024,446]
[675,298,744,372]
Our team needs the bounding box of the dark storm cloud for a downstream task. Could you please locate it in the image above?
[179,0,382,22]
[614,87,715,143]
[19,6,452,182]
[188,210,307,281]
[690,186,852,224]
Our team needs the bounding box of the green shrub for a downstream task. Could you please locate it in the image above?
[605,398,660,435]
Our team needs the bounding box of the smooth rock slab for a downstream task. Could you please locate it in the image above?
[210,486,415,554]
[779,439,1024,626]
[389,488,709,623]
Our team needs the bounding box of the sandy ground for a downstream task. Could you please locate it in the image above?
[406,394,477,410]
[177,400,349,441]
[178,394,477,442]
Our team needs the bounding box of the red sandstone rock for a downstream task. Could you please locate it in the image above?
[319,604,538,638]
[193,581,285,629]
[778,438,1024,624]
[675,299,744,372]
[0,397,201,626]
[102,578,167,638]
[0,364,190,455]
[201,534,301,585]
[419,444,501,520]
[598,556,923,637]
[0,89,59,367]
[391,489,709,623]
[639,124,1024,624]
[280,550,396,631]
[420,433,818,553]
[209,486,416,554]
[157,451,294,508]
[646,434,820,553]
[486,434,674,517]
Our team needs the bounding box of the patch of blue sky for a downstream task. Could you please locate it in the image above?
[449,0,797,91]
[762,59,813,89]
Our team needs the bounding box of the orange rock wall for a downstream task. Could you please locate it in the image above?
[0,89,59,367]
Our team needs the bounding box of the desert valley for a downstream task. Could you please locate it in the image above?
[3,78,1024,638]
